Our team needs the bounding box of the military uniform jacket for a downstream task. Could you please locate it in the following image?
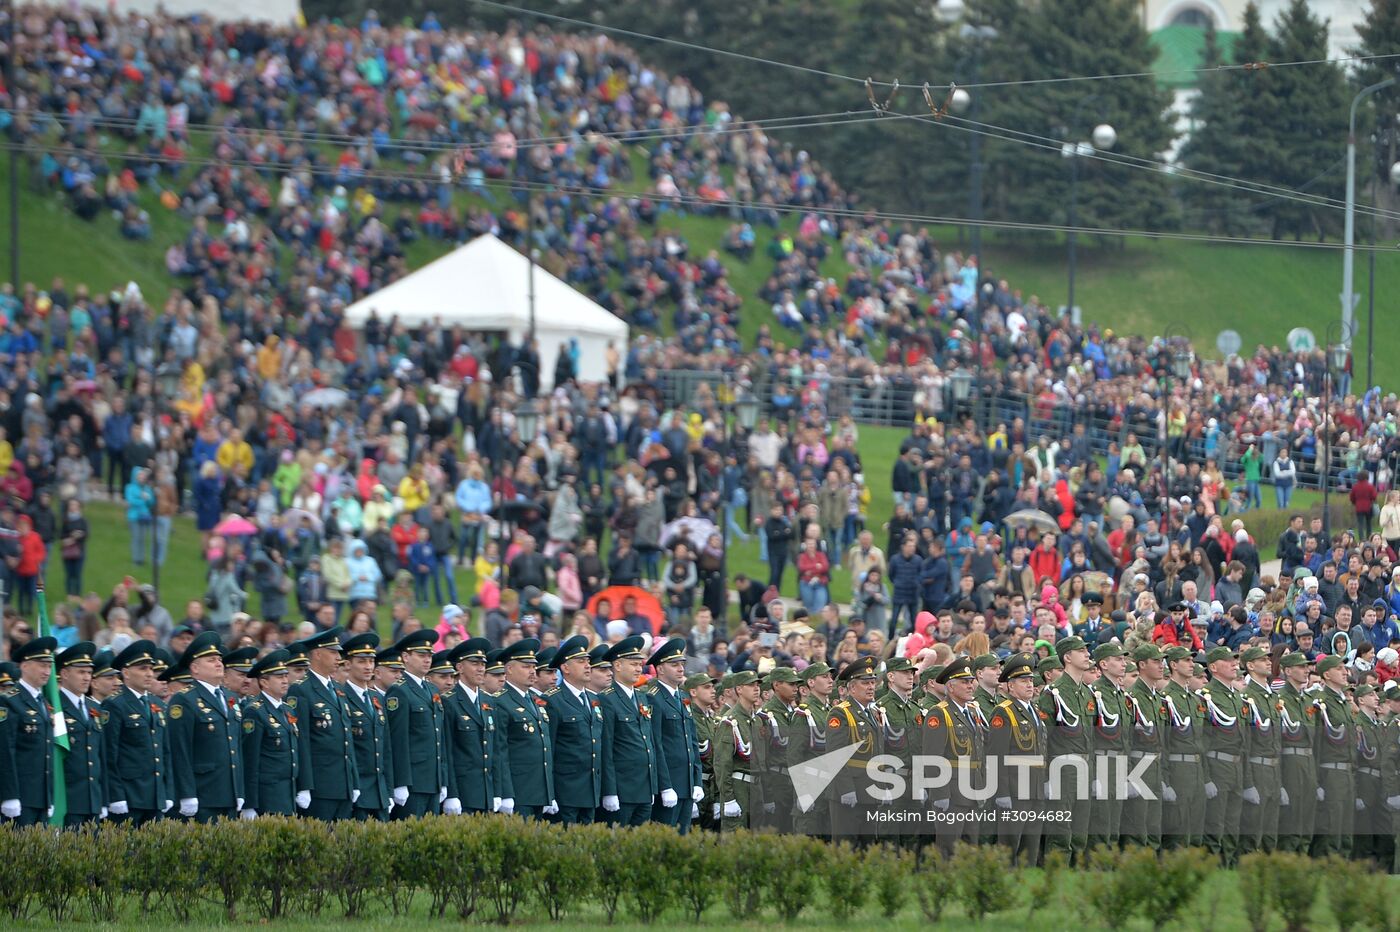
[827,699,884,802]
[1380,716,1400,804]
[1200,682,1249,766]
[545,685,604,809]
[1355,711,1383,799]
[1073,617,1110,649]
[714,706,758,810]
[387,675,452,796]
[167,683,244,808]
[922,699,986,805]
[985,698,1047,800]
[59,691,107,816]
[693,705,717,787]
[101,688,167,811]
[1162,680,1207,759]
[241,697,299,815]
[0,685,54,809]
[442,685,503,810]
[796,696,830,757]
[1039,676,1095,757]
[1242,679,1283,780]
[1315,686,1356,767]
[600,685,660,804]
[344,685,392,811]
[498,684,553,807]
[289,674,358,801]
[1128,680,1166,784]
[1092,680,1133,756]
[650,683,701,797]
[1279,683,1319,764]
[875,690,922,772]
[974,685,1001,724]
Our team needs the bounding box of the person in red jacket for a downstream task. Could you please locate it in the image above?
[1028,532,1062,586]
[389,511,420,569]
[12,514,46,616]
[1151,602,1205,650]
[1350,470,1379,539]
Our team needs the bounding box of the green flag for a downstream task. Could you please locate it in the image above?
[36,586,68,827]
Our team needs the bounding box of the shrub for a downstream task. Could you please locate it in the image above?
[820,841,870,921]
[587,823,631,923]
[126,818,201,920]
[1325,855,1388,932]
[0,826,42,920]
[763,834,823,922]
[620,823,689,922]
[912,848,955,923]
[242,815,332,919]
[673,830,725,921]
[722,831,778,920]
[952,841,1013,922]
[1084,848,1143,929]
[197,818,251,920]
[1136,846,1211,932]
[866,845,913,919]
[37,825,86,922]
[328,818,395,917]
[473,814,532,923]
[1026,849,1068,919]
[1270,851,1321,932]
[1238,852,1273,932]
[526,821,597,921]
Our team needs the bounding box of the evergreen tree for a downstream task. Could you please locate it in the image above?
[1354,0,1400,231]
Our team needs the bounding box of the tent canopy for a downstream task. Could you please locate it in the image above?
[344,235,628,387]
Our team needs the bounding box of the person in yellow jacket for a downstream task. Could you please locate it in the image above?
[397,465,431,516]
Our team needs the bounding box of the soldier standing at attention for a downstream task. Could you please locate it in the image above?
[545,636,605,825]
[924,657,985,856]
[1380,682,1400,871]
[714,669,761,832]
[1122,644,1167,850]
[387,629,452,818]
[55,642,107,827]
[1352,684,1384,862]
[102,640,168,825]
[986,653,1046,866]
[1239,645,1282,855]
[374,648,403,694]
[289,628,359,820]
[89,650,122,704]
[1277,651,1319,853]
[916,666,942,713]
[875,656,921,837]
[499,638,556,819]
[646,638,701,832]
[483,650,507,698]
[1312,654,1356,858]
[1200,646,1248,866]
[1161,645,1207,848]
[342,633,392,821]
[599,636,661,827]
[240,650,300,818]
[972,654,1002,722]
[1088,641,1132,855]
[223,647,259,704]
[428,652,456,694]
[167,632,244,823]
[827,657,885,844]
[0,637,59,826]
[1038,637,1095,864]
[685,673,720,831]
[441,638,501,816]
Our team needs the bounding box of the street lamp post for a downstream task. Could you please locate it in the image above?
[955,23,998,263]
[1159,325,1192,518]
[1322,321,1350,536]
[1344,79,1396,348]
[1062,98,1116,324]
[498,401,539,587]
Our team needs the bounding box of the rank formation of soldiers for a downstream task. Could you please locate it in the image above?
[4,622,1400,872]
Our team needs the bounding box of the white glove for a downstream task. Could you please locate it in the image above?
[1,800,20,819]
[163,799,173,813]
[443,797,462,816]
[840,791,857,808]
[661,788,678,808]
[236,798,243,811]
[544,801,559,815]
[240,808,257,820]
[179,798,198,817]
[933,798,950,811]
[387,799,396,814]
[47,806,53,818]
[692,803,700,819]
[691,785,704,802]
[1386,795,1400,811]
[351,789,361,804]
[914,787,928,802]
[1357,798,1367,812]
[1242,787,1260,806]
[1280,787,1290,807]
[1204,782,1218,800]
[995,796,1012,810]
[491,797,502,812]
[763,801,777,814]
[439,786,448,803]
[1126,782,1140,800]
[722,799,741,817]
[1043,781,1053,799]
[603,795,620,812]
[393,786,409,807]
[499,798,515,815]
[712,802,721,820]
[109,800,129,816]
[1162,785,1178,803]
[99,806,108,820]
[295,790,311,810]
[1318,787,1327,802]
[1091,780,1102,799]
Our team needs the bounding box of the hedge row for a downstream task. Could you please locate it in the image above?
[0,817,1383,926]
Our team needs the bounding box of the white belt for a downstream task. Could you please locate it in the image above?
[1167,753,1199,763]
[1319,762,1350,771]
[1359,767,1381,778]
[1281,748,1313,757]
[1206,750,1240,763]
[1247,756,1275,766]
[733,772,754,783]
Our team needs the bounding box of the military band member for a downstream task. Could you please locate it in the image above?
[546,636,604,824]
[387,629,452,818]
[1312,654,1355,858]
[924,657,986,855]
[90,650,122,703]
[646,638,701,832]
[343,633,392,820]
[599,636,660,827]
[1162,644,1207,849]
[987,653,1046,866]
[103,640,169,825]
[240,650,300,818]
[1038,636,1095,864]
[498,638,555,818]
[714,669,761,832]
[0,637,59,826]
[442,638,502,815]
[1239,645,1282,855]
[288,628,359,820]
[1089,641,1132,854]
[167,632,245,823]
[1122,644,1168,850]
[55,642,107,827]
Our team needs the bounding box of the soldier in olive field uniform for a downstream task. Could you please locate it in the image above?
[1312,654,1356,858]
[1162,645,1207,849]
[1122,644,1167,849]
[1038,636,1095,864]
[1239,645,1283,855]
[1199,646,1249,867]
[1278,651,1319,853]
[986,653,1046,866]
[55,642,108,827]
[793,663,834,837]
[756,666,805,832]
[714,670,762,832]
[1086,641,1132,855]
[1381,682,1400,871]
[1352,684,1384,862]
[684,673,719,831]
[240,650,300,818]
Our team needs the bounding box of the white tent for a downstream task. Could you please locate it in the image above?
[106,0,301,24]
[344,235,628,388]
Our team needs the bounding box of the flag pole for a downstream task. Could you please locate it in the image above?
[35,584,67,827]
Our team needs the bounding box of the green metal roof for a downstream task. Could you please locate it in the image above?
[1150,25,1240,89]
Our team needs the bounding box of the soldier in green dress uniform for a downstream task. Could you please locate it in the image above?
[1088,640,1132,855]
[0,661,17,696]
[599,636,660,827]
[533,648,558,698]
[223,647,259,703]
[1121,644,1167,850]
[428,651,456,694]
[986,653,1047,865]
[646,638,701,832]
[1037,636,1096,864]
[374,648,403,693]
[386,629,452,818]
[0,637,59,826]
[483,649,507,697]
[1072,592,1109,649]
[287,628,359,820]
[545,636,604,825]
[1311,653,1356,858]
[167,632,245,823]
[498,638,557,819]
[342,633,392,820]
[55,642,107,827]
[1277,651,1319,853]
[750,666,798,832]
[240,650,300,818]
[924,657,986,855]
[442,637,502,815]
[685,673,720,831]
[714,669,761,832]
[286,643,311,686]
[1352,683,1385,862]
[89,649,122,704]
[1238,645,1282,855]
[1161,644,1207,849]
[103,640,169,825]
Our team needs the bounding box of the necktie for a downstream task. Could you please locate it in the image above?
[80,698,89,724]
